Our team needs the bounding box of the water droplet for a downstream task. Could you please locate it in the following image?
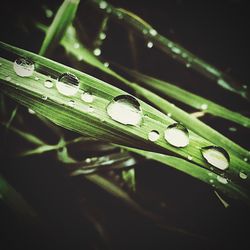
[148,130,160,142]
[147,41,153,48]
[209,179,214,183]
[142,29,148,35]
[74,43,80,49]
[239,171,247,180]
[68,100,75,107]
[167,42,173,48]
[41,95,48,100]
[117,12,123,19]
[243,157,248,162]
[81,92,94,103]
[106,95,143,126]
[5,76,11,81]
[149,29,157,36]
[228,127,237,132]
[104,62,109,67]
[99,1,107,9]
[106,7,112,13]
[167,113,172,117]
[171,47,181,54]
[44,79,54,88]
[13,57,34,77]
[0,62,2,66]
[242,85,248,89]
[187,155,193,161]
[200,103,208,110]
[87,106,94,113]
[217,175,228,184]
[93,48,101,56]
[201,146,230,170]
[85,158,91,163]
[99,32,106,40]
[164,123,189,147]
[28,108,35,114]
[182,52,188,58]
[35,77,39,81]
[56,72,79,96]
[45,9,53,18]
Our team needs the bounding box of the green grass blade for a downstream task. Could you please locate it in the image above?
[39,0,80,56]
[121,67,250,128]
[90,0,249,100]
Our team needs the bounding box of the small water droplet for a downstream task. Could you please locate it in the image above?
[228,127,237,132]
[88,106,94,113]
[85,158,91,163]
[200,103,208,110]
[239,171,247,179]
[186,63,191,68]
[99,32,106,40]
[44,79,54,88]
[13,57,34,77]
[99,1,107,9]
[28,108,35,114]
[106,95,143,126]
[35,77,39,81]
[187,155,193,161]
[147,41,153,48]
[148,130,160,142]
[93,48,101,56]
[171,47,181,54]
[201,146,230,170]
[81,92,94,103]
[68,100,75,107]
[164,123,189,147]
[41,95,48,100]
[45,9,53,18]
[104,62,109,67]
[74,43,80,49]
[149,29,157,36]
[167,113,172,117]
[217,175,228,184]
[167,42,173,48]
[142,29,148,35]
[0,62,2,66]
[5,76,11,81]
[242,85,248,89]
[56,72,79,96]
[209,179,214,183]
[117,12,123,19]
[182,52,188,58]
[243,157,248,162]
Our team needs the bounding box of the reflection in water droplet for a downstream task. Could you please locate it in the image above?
[239,171,247,179]
[99,32,106,40]
[201,146,230,170]
[149,29,157,36]
[93,48,101,56]
[148,130,160,142]
[41,95,48,100]
[104,62,109,67]
[200,103,208,110]
[106,95,143,126]
[56,73,79,96]
[99,1,107,9]
[217,175,228,184]
[164,123,189,147]
[68,100,75,107]
[147,41,153,48]
[81,92,94,103]
[5,76,11,81]
[44,79,54,88]
[13,58,34,77]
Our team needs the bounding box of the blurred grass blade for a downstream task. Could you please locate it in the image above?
[0,41,249,201]
[6,105,18,129]
[122,168,136,192]
[90,0,249,100]
[39,0,80,56]
[121,67,250,128]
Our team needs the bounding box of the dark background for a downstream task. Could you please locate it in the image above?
[0,0,250,249]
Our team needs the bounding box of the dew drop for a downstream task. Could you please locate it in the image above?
[81,92,94,103]
[239,171,247,180]
[200,103,208,110]
[74,43,80,49]
[142,29,148,35]
[44,79,54,88]
[99,32,106,40]
[242,85,248,89]
[45,9,53,18]
[148,130,160,142]
[68,100,75,107]
[41,95,48,100]
[13,57,34,77]
[171,47,181,54]
[228,127,237,132]
[149,29,157,36]
[0,62,2,66]
[35,77,39,81]
[5,76,11,81]
[106,95,143,126]
[209,179,214,183]
[217,175,228,184]
[167,113,172,117]
[182,52,188,58]
[201,146,230,170]
[164,123,189,147]
[93,48,101,56]
[99,1,107,9]
[147,41,153,48]
[56,72,79,96]
[28,108,35,114]
[104,62,109,67]
[167,42,173,48]
[187,155,193,161]
[243,157,248,162]
[117,12,123,19]
[186,63,191,68]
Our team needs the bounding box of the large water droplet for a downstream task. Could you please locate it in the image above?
[13,57,34,77]
[56,72,79,96]
[81,92,94,103]
[106,95,143,126]
[164,123,189,147]
[201,146,230,170]
[148,130,160,142]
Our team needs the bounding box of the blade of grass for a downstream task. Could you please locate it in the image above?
[90,0,249,100]
[39,0,80,56]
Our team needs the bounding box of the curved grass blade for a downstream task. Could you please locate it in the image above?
[39,0,80,56]
[90,0,249,100]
